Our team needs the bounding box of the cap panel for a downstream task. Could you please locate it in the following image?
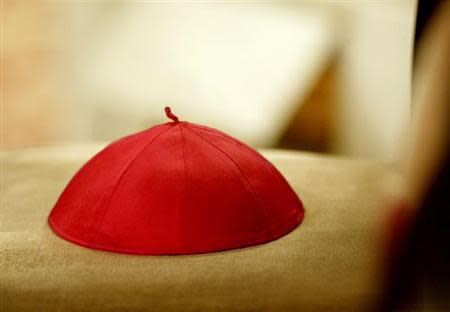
[49,124,174,246]
[181,124,271,252]
[187,123,303,236]
[91,125,185,252]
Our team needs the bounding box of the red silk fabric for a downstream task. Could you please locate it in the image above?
[49,118,304,254]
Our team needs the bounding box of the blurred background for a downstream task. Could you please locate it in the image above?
[2,0,416,161]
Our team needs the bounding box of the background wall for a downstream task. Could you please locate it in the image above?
[333,1,415,160]
[2,0,416,162]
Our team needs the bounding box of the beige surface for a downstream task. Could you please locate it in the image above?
[1,144,390,311]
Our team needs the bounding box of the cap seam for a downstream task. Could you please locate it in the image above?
[90,124,177,245]
[187,123,283,176]
[179,124,189,251]
[184,125,274,239]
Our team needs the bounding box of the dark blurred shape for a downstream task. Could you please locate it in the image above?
[278,59,337,152]
[414,0,441,60]
[383,152,450,310]
[382,1,450,310]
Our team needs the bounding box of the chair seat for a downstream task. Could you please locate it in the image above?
[2,144,391,311]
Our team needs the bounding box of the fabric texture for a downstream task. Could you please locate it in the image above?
[48,115,303,254]
[2,145,391,311]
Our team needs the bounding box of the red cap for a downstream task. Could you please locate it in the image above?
[48,107,304,254]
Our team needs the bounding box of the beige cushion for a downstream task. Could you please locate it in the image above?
[2,144,390,311]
